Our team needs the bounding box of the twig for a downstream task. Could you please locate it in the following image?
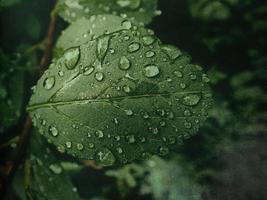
[0,117,32,197]
[82,160,103,170]
[0,136,19,150]
[4,117,32,176]
[0,8,58,198]
[40,12,57,73]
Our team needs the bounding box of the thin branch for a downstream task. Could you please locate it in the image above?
[4,117,32,176]
[82,160,103,170]
[0,136,19,150]
[0,8,58,197]
[0,117,32,197]
[40,12,57,73]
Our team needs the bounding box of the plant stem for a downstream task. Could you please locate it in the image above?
[0,5,58,197]
[0,136,19,150]
[40,11,57,73]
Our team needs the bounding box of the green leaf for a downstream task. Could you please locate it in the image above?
[27,15,212,166]
[143,156,203,200]
[25,131,82,200]
[56,0,159,24]
[55,15,148,57]
[0,49,25,134]
[7,166,27,200]
[189,0,231,20]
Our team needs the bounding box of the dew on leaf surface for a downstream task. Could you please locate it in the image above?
[49,126,58,137]
[64,47,80,70]
[119,56,131,70]
[95,72,104,81]
[95,148,116,166]
[121,20,132,29]
[43,76,55,90]
[77,143,84,151]
[144,65,160,78]
[83,66,95,76]
[182,94,201,106]
[128,42,141,53]
[142,35,155,46]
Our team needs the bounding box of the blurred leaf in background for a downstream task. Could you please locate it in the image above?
[0,50,25,134]
[25,131,82,200]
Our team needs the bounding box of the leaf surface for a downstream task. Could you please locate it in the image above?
[55,15,145,56]
[56,0,159,24]
[25,131,82,200]
[28,15,212,166]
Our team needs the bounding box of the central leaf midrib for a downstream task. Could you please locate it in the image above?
[27,90,207,111]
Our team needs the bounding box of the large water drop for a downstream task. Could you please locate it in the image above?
[95,148,116,166]
[43,76,55,90]
[182,94,201,106]
[64,47,80,70]
[144,65,160,78]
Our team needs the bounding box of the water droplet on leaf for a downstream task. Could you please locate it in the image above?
[145,51,155,58]
[125,109,133,116]
[95,72,104,81]
[121,20,132,29]
[142,152,152,160]
[77,143,84,151]
[43,76,55,90]
[159,146,169,156]
[89,143,95,149]
[142,35,155,46]
[58,70,64,77]
[49,126,58,137]
[128,42,141,53]
[97,36,110,62]
[123,85,131,93]
[182,94,201,106]
[174,71,183,78]
[184,109,192,116]
[180,83,186,89]
[66,141,72,148]
[117,147,123,154]
[119,56,131,70]
[144,65,160,78]
[161,45,182,60]
[83,66,95,76]
[184,122,192,129]
[126,135,135,143]
[64,47,80,70]
[95,130,104,138]
[116,0,141,9]
[95,148,116,166]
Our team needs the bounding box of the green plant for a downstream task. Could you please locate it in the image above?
[28,12,213,166]
[2,0,266,200]
[0,0,212,198]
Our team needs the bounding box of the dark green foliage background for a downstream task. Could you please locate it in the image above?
[1,0,266,200]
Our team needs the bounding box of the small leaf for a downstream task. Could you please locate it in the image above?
[189,0,231,20]
[55,15,140,56]
[27,15,212,166]
[25,131,82,200]
[0,49,25,134]
[144,156,203,200]
[56,0,159,24]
